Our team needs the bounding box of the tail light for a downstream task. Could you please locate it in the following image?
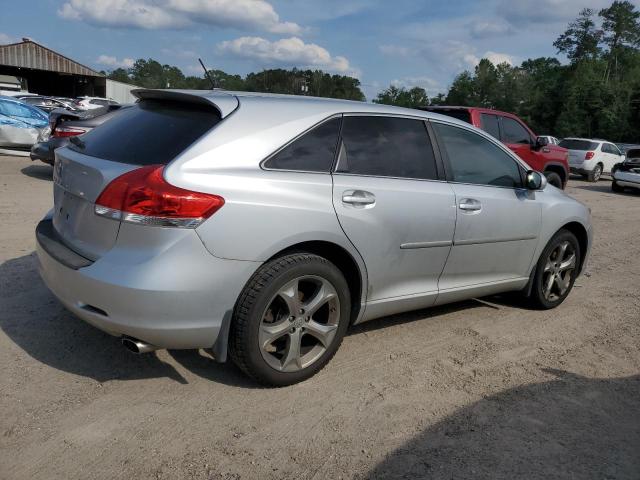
[585,151,595,160]
[53,126,87,137]
[94,165,224,228]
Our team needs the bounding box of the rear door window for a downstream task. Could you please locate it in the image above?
[68,100,221,165]
[336,116,438,180]
[501,117,531,144]
[264,117,341,172]
[480,113,500,139]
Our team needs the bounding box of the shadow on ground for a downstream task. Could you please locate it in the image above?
[571,182,640,196]
[0,253,255,387]
[21,164,52,181]
[367,370,640,479]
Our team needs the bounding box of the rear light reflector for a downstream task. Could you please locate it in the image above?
[53,126,87,137]
[94,165,224,228]
[585,151,595,160]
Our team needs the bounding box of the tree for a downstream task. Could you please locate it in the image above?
[553,8,602,62]
[107,68,131,84]
[373,85,428,108]
[599,1,640,53]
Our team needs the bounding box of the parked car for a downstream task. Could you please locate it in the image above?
[612,147,640,192]
[73,96,119,110]
[0,95,48,155]
[16,95,78,113]
[30,104,128,165]
[36,90,592,386]
[559,138,625,182]
[538,135,560,145]
[419,106,569,189]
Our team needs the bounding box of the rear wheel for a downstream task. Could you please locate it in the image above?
[528,230,581,309]
[544,171,563,189]
[229,253,350,386]
[587,164,602,182]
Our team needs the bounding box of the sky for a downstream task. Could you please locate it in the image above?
[0,0,625,100]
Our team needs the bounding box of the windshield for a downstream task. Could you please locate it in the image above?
[559,139,599,151]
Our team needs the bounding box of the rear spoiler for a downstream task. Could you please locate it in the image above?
[132,89,239,118]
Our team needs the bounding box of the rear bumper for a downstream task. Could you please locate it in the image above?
[36,218,259,350]
[30,138,69,165]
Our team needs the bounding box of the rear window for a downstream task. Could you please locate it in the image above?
[559,139,599,151]
[69,100,221,165]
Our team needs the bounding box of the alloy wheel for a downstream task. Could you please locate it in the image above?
[593,165,602,181]
[259,275,340,372]
[541,241,577,302]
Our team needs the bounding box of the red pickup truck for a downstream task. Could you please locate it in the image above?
[421,106,569,189]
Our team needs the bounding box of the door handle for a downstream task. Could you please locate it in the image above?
[459,198,482,211]
[342,190,376,207]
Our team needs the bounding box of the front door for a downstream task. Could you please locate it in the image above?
[332,115,456,317]
[431,121,542,301]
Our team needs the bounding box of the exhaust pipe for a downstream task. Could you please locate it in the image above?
[121,337,158,354]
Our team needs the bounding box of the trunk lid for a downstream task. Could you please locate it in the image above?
[50,90,233,261]
[53,148,138,260]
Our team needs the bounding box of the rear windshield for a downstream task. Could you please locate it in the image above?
[69,99,221,165]
[426,109,472,124]
[559,139,599,151]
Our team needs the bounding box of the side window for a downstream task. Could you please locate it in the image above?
[264,117,341,172]
[601,144,611,154]
[480,113,500,139]
[433,122,523,188]
[501,117,531,145]
[336,116,438,180]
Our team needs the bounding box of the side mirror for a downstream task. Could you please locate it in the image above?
[525,170,547,190]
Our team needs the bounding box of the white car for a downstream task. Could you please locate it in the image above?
[538,135,560,145]
[559,138,625,182]
[73,96,119,110]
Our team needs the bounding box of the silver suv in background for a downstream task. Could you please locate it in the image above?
[36,90,592,386]
[560,137,625,182]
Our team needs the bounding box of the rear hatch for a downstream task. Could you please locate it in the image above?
[52,94,228,260]
[559,139,599,165]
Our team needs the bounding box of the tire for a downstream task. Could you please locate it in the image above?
[528,229,581,310]
[544,171,563,189]
[612,180,624,193]
[229,253,351,386]
[587,164,602,182]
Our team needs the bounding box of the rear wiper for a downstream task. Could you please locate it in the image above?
[69,135,85,149]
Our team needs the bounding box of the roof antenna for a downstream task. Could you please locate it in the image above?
[198,58,216,89]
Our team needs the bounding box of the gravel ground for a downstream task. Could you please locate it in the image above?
[1,154,639,480]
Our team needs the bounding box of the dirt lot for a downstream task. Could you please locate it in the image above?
[0,154,639,479]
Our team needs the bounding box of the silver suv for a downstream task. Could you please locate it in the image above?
[36,90,592,386]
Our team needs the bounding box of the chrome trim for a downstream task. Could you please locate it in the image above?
[400,240,452,249]
[454,235,537,246]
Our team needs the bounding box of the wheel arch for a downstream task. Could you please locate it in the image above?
[559,221,589,275]
[267,240,366,325]
[543,164,567,186]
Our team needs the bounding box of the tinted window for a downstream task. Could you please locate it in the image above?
[434,122,522,188]
[480,113,500,139]
[264,117,340,172]
[426,108,472,124]
[603,143,620,155]
[337,116,437,180]
[501,117,531,144]
[69,100,221,165]
[558,139,599,150]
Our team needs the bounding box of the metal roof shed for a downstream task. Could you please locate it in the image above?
[0,38,106,97]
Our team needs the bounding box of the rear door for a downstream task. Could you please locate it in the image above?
[332,115,456,308]
[52,98,224,260]
[602,143,623,173]
[431,121,541,298]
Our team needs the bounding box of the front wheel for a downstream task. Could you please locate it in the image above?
[528,230,581,309]
[544,171,563,189]
[229,253,351,386]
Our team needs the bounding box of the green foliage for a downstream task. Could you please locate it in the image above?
[106,64,365,101]
[373,85,428,108]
